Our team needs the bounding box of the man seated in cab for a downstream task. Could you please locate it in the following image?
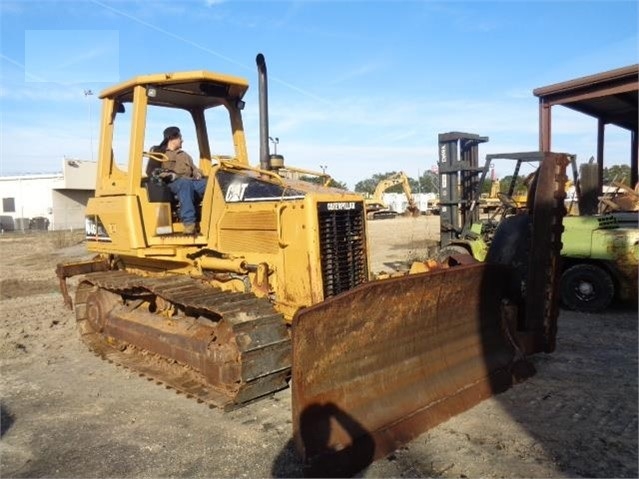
[147,126,206,235]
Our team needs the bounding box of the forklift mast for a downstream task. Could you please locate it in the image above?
[438,132,489,247]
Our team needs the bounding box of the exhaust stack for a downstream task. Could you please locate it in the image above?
[256,53,271,171]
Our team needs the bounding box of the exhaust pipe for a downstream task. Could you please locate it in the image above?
[256,53,271,171]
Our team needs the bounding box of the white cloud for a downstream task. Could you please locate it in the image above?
[0,1,23,15]
[0,84,92,101]
[24,30,120,84]
[248,92,631,188]
[1,101,630,189]
[327,59,388,86]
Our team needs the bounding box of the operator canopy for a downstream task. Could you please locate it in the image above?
[99,70,249,110]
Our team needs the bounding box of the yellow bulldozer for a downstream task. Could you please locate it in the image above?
[56,54,570,475]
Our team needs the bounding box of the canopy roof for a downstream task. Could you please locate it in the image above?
[533,64,638,132]
[99,70,249,110]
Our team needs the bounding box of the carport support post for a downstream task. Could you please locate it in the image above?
[597,120,605,197]
[632,130,638,187]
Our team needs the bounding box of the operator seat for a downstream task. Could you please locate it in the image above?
[146,145,164,177]
[144,146,174,203]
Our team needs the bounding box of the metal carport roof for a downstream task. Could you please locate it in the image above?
[533,64,638,187]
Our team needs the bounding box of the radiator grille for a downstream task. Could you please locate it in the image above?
[597,214,618,229]
[317,202,368,298]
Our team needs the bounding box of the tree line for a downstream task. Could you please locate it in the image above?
[309,164,632,196]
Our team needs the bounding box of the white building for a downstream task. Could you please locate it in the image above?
[382,192,438,214]
[0,159,96,231]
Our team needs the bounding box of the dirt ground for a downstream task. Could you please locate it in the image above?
[1,216,637,478]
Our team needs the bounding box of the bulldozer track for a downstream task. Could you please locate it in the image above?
[74,270,291,410]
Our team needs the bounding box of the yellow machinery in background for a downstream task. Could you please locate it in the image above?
[365,171,420,219]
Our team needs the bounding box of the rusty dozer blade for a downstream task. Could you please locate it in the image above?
[292,264,530,476]
[291,152,569,476]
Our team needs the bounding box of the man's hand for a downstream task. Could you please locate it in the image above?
[159,171,177,182]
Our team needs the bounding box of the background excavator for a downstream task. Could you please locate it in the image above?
[364,171,420,219]
[56,54,569,475]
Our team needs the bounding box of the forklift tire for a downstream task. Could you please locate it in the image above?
[560,263,615,313]
[485,214,531,302]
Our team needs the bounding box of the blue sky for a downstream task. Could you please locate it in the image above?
[1,0,637,189]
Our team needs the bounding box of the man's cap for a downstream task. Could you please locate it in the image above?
[163,126,181,140]
[159,126,181,148]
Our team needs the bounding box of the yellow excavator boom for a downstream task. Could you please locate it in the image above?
[366,171,420,218]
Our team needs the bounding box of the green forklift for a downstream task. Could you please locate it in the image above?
[436,133,637,313]
[436,133,550,263]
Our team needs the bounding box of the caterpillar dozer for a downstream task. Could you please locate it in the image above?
[57,54,569,474]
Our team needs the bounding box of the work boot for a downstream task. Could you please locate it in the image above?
[183,223,196,235]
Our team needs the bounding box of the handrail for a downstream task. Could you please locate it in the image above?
[218,159,285,185]
[143,150,169,162]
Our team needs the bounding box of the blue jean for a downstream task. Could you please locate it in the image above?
[168,177,207,224]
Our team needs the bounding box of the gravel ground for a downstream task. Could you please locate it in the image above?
[0,218,637,478]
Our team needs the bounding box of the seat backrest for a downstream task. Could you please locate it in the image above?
[146,145,164,177]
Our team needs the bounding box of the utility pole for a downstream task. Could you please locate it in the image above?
[84,89,94,161]
[320,164,327,174]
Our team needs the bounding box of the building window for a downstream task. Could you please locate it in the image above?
[2,198,15,213]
